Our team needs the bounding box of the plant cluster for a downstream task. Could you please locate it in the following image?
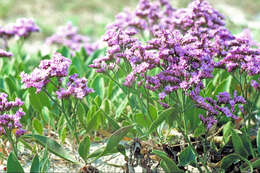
[0,0,259,172]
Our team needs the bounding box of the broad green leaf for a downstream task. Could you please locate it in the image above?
[85,110,101,133]
[179,146,196,166]
[152,150,183,172]
[223,122,232,144]
[213,76,233,96]
[57,46,70,57]
[148,104,157,120]
[135,113,150,127]
[5,77,17,95]
[115,98,128,118]
[149,108,175,133]
[100,109,120,130]
[221,153,252,172]
[117,144,126,156]
[77,103,87,129]
[32,118,43,135]
[37,92,51,109]
[94,95,102,107]
[232,130,249,158]
[193,126,206,137]
[103,125,133,154]
[7,152,24,173]
[88,147,118,159]
[29,92,43,112]
[78,136,91,162]
[24,134,76,163]
[252,159,260,169]
[160,161,170,172]
[30,154,40,173]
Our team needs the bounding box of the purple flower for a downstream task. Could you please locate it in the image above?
[199,114,217,130]
[251,80,260,90]
[0,93,26,137]
[56,74,94,99]
[21,53,71,93]
[0,18,39,39]
[0,49,13,58]
[45,22,98,56]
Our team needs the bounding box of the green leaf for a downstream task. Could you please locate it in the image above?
[94,95,102,107]
[57,46,70,57]
[193,126,206,137]
[78,136,91,162]
[232,130,249,158]
[252,159,260,169]
[135,113,150,127]
[77,103,87,129]
[223,122,232,144]
[24,134,76,163]
[5,77,17,95]
[152,150,183,172]
[37,91,51,109]
[213,76,233,95]
[149,108,175,133]
[179,146,196,166]
[100,109,120,130]
[160,161,170,172]
[7,152,24,173]
[115,98,128,118]
[85,110,100,133]
[148,104,157,120]
[32,118,43,135]
[29,91,43,112]
[221,153,252,172]
[117,144,126,156]
[257,128,260,155]
[30,154,40,173]
[61,127,67,144]
[103,125,133,154]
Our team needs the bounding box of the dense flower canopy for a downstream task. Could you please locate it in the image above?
[90,0,258,128]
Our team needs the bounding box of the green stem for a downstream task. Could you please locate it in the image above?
[43,89,79,143]
[180,128,209,173]
[4,127,18,157]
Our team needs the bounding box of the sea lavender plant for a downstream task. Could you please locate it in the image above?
[89,0,258,171]
[0,18,39,49]
[20,52,94,143]
[0,93,26,156]
[45,22,98,56]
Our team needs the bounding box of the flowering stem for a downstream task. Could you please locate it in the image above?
[180,128,209,173]
[43,89,79,144]
[4,127,18,157]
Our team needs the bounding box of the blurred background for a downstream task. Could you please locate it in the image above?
[0,0,259,45]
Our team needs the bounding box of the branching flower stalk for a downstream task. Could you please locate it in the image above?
[21,52,94,144]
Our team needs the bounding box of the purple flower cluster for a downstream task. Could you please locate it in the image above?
[0,93,26,137]
[199,114,217,130]
[191,85,246,122]
[21,52,94,99]
[251,78,260,91]
[0,49,13,58]
[90,0,253,124]
[89,0,221,98]
[0,18,40,39]
[45,22,98,56]
[56,74,94,99]
[21,52,72,93]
